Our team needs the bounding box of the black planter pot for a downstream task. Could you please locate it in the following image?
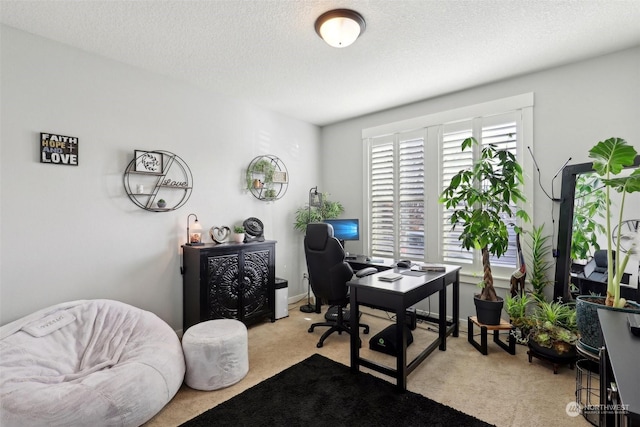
[474,295,504,325]
[576,295,640,354]
[527,339,577,374]
[528,339,577,361]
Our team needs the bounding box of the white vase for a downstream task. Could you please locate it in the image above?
[233,233,245,243]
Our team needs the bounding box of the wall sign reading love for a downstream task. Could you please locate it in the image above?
[40,132,79,166]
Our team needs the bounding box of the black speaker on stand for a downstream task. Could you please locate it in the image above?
[300,289,315,313]
[300,272,315,313]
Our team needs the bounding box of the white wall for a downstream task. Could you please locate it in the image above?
[0,26,321,328]
[3,25,638,328]
[321,47,640,318]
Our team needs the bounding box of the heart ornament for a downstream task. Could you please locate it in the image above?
[210,226,231,244]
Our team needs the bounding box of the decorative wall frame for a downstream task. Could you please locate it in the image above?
[272,171,288,183]
[123,150,193,212]
[134,150,163,173]
[40,132,79,166]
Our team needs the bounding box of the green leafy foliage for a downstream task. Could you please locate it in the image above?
[526,224,554,302]
[532,300,577,330]
[571,173,606,261]
[246,158,276,189]
[505,293,532,324]
[439,137,530,300]
[529,301,578,353]
[587,137,639,307]
[293,194,344,232]
[590,137,637,176]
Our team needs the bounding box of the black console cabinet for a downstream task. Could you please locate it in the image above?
[182,241,276,330]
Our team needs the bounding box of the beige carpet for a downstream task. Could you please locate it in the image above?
[145,301,592,427]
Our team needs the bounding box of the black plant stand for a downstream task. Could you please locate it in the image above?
[467,316,515,355]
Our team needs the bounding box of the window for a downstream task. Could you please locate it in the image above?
[369,133,425,260]
[363,94,533,281]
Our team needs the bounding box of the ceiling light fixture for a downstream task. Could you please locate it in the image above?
[315,9,366,48]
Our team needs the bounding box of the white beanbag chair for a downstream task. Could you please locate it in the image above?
[0,299,185,427]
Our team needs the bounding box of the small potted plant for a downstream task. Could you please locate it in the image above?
[232,226,245,243]
[157,199,167,208]
[527,300,578,373]
[505,293,533,344]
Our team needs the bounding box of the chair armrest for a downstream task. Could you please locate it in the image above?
[355,267,378,278]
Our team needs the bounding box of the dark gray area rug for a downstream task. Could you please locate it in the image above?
[180,353,494,427]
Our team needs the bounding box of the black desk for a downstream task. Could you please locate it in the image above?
[598,309,640,426]
[347,265,460,391]
[346,255,396,272]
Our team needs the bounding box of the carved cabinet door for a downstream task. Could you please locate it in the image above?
[191,241,275,327]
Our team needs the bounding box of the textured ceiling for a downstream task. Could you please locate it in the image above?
[1,0,639,126]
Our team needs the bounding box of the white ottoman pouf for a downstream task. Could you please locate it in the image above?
[182,319,249,391]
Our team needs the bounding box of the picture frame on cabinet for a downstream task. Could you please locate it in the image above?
[134,150,163,173]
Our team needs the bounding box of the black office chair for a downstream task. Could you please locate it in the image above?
[304,222,375,348]
[578,250,637,300]
[583,249,611,283]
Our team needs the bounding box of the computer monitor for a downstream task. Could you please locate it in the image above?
[324,218,359,242]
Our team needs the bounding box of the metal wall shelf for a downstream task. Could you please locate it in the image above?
[246,155,288,201]
[123,150,193,212]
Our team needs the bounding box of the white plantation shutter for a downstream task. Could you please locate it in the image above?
[369,134,425,260]
[370,140,395,258]
[481,118,519,268]
[398,137,425,259]
[441,125,474,264]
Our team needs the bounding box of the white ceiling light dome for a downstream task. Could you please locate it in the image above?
[315,9,366,48]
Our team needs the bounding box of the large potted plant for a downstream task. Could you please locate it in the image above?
[293,193,344,232]
[440,137,530,324]
[576,137,640,352]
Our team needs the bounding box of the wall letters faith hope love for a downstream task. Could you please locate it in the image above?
[40,132,79,166]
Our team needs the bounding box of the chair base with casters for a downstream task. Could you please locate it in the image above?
[308,304,369,348]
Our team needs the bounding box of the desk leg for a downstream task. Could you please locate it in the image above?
[350,288,360,373]
[396,307,407,391]
[439,284,447,351]
[453,271,460,337]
